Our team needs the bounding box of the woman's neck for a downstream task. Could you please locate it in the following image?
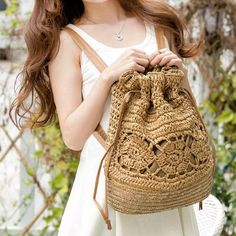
[82,0,128,24]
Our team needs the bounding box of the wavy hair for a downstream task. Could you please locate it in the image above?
[9,0,202,130]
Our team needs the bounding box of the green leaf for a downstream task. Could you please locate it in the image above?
[43,215,54,223]
[58,185,69,194]
[68,161,79,172]
[52,207,64,218]
[210,91,219,101]
[232,92,236,101]
[33,150,43,158]
[203,100,217,113]
[11,19,20,28]
[26,167,35,177]
[232,115,236,125]
[56,161,68,170]
[51,174,68,189]
[232,75,236,89]
[217,150,227,159]
[24,178,33,186]
[216,109,234,123]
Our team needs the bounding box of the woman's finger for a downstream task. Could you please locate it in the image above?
[132,49,147,54]
[149,48,171,61]
[131,63,146,73]
[148,51,159,62]
[167,58,184,69]
[158,48,169,54]
[159,55,179,66]
[149,51,172,67]
[134,57,150,67]
[149,48,170,61]
[124,49,147,59]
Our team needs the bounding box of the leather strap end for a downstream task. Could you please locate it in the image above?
[199,201,203,210]
[106,219,112,230]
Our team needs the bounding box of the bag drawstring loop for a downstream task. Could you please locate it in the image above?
[93,89,141,230]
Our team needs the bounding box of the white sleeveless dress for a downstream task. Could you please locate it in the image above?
[57,21,200,236]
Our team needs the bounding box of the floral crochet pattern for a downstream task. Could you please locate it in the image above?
[104,66,216,214]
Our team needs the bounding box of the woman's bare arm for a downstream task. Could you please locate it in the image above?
[48,30,149,151]
[49,31,111,151]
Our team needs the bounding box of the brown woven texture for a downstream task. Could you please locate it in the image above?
[103,65,216,215]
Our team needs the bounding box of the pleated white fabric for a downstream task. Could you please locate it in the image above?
[57,21,200,236]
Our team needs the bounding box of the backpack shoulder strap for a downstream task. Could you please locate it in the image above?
[155,27,167,50]
[63,25,170,149]
[63,26,108,146]
[156,26,179,55]
[155,26,171,50]
[63,26,107,73]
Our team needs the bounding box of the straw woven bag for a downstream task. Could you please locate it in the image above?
[64,25,216,230]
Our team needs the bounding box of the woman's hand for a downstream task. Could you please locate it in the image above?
[149,48,186,72]
[100,49,150,87]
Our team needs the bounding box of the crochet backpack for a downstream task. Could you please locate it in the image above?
[64,25,216,230]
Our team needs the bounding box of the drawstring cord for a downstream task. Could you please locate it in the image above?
[93,89,141,230]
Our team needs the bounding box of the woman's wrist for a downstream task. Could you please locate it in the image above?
[99,71,114,88]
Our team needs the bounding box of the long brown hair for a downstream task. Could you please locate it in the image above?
[9,0,202,131]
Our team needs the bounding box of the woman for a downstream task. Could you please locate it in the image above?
[10,0,202,235]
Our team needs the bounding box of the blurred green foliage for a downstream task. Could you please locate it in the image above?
[33,119,80,232]
[203,68,236,235]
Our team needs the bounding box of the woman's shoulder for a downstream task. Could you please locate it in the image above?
[48,26,82,68]
[60,25,77,45]
[58,26,82,55]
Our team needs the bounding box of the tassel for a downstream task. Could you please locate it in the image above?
[199,201,203,210]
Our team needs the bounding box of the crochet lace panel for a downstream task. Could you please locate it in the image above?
[106,66,214,191]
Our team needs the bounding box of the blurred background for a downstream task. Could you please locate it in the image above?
[0,0,235,235]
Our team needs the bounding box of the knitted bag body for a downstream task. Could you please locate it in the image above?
[104,66,215,216]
